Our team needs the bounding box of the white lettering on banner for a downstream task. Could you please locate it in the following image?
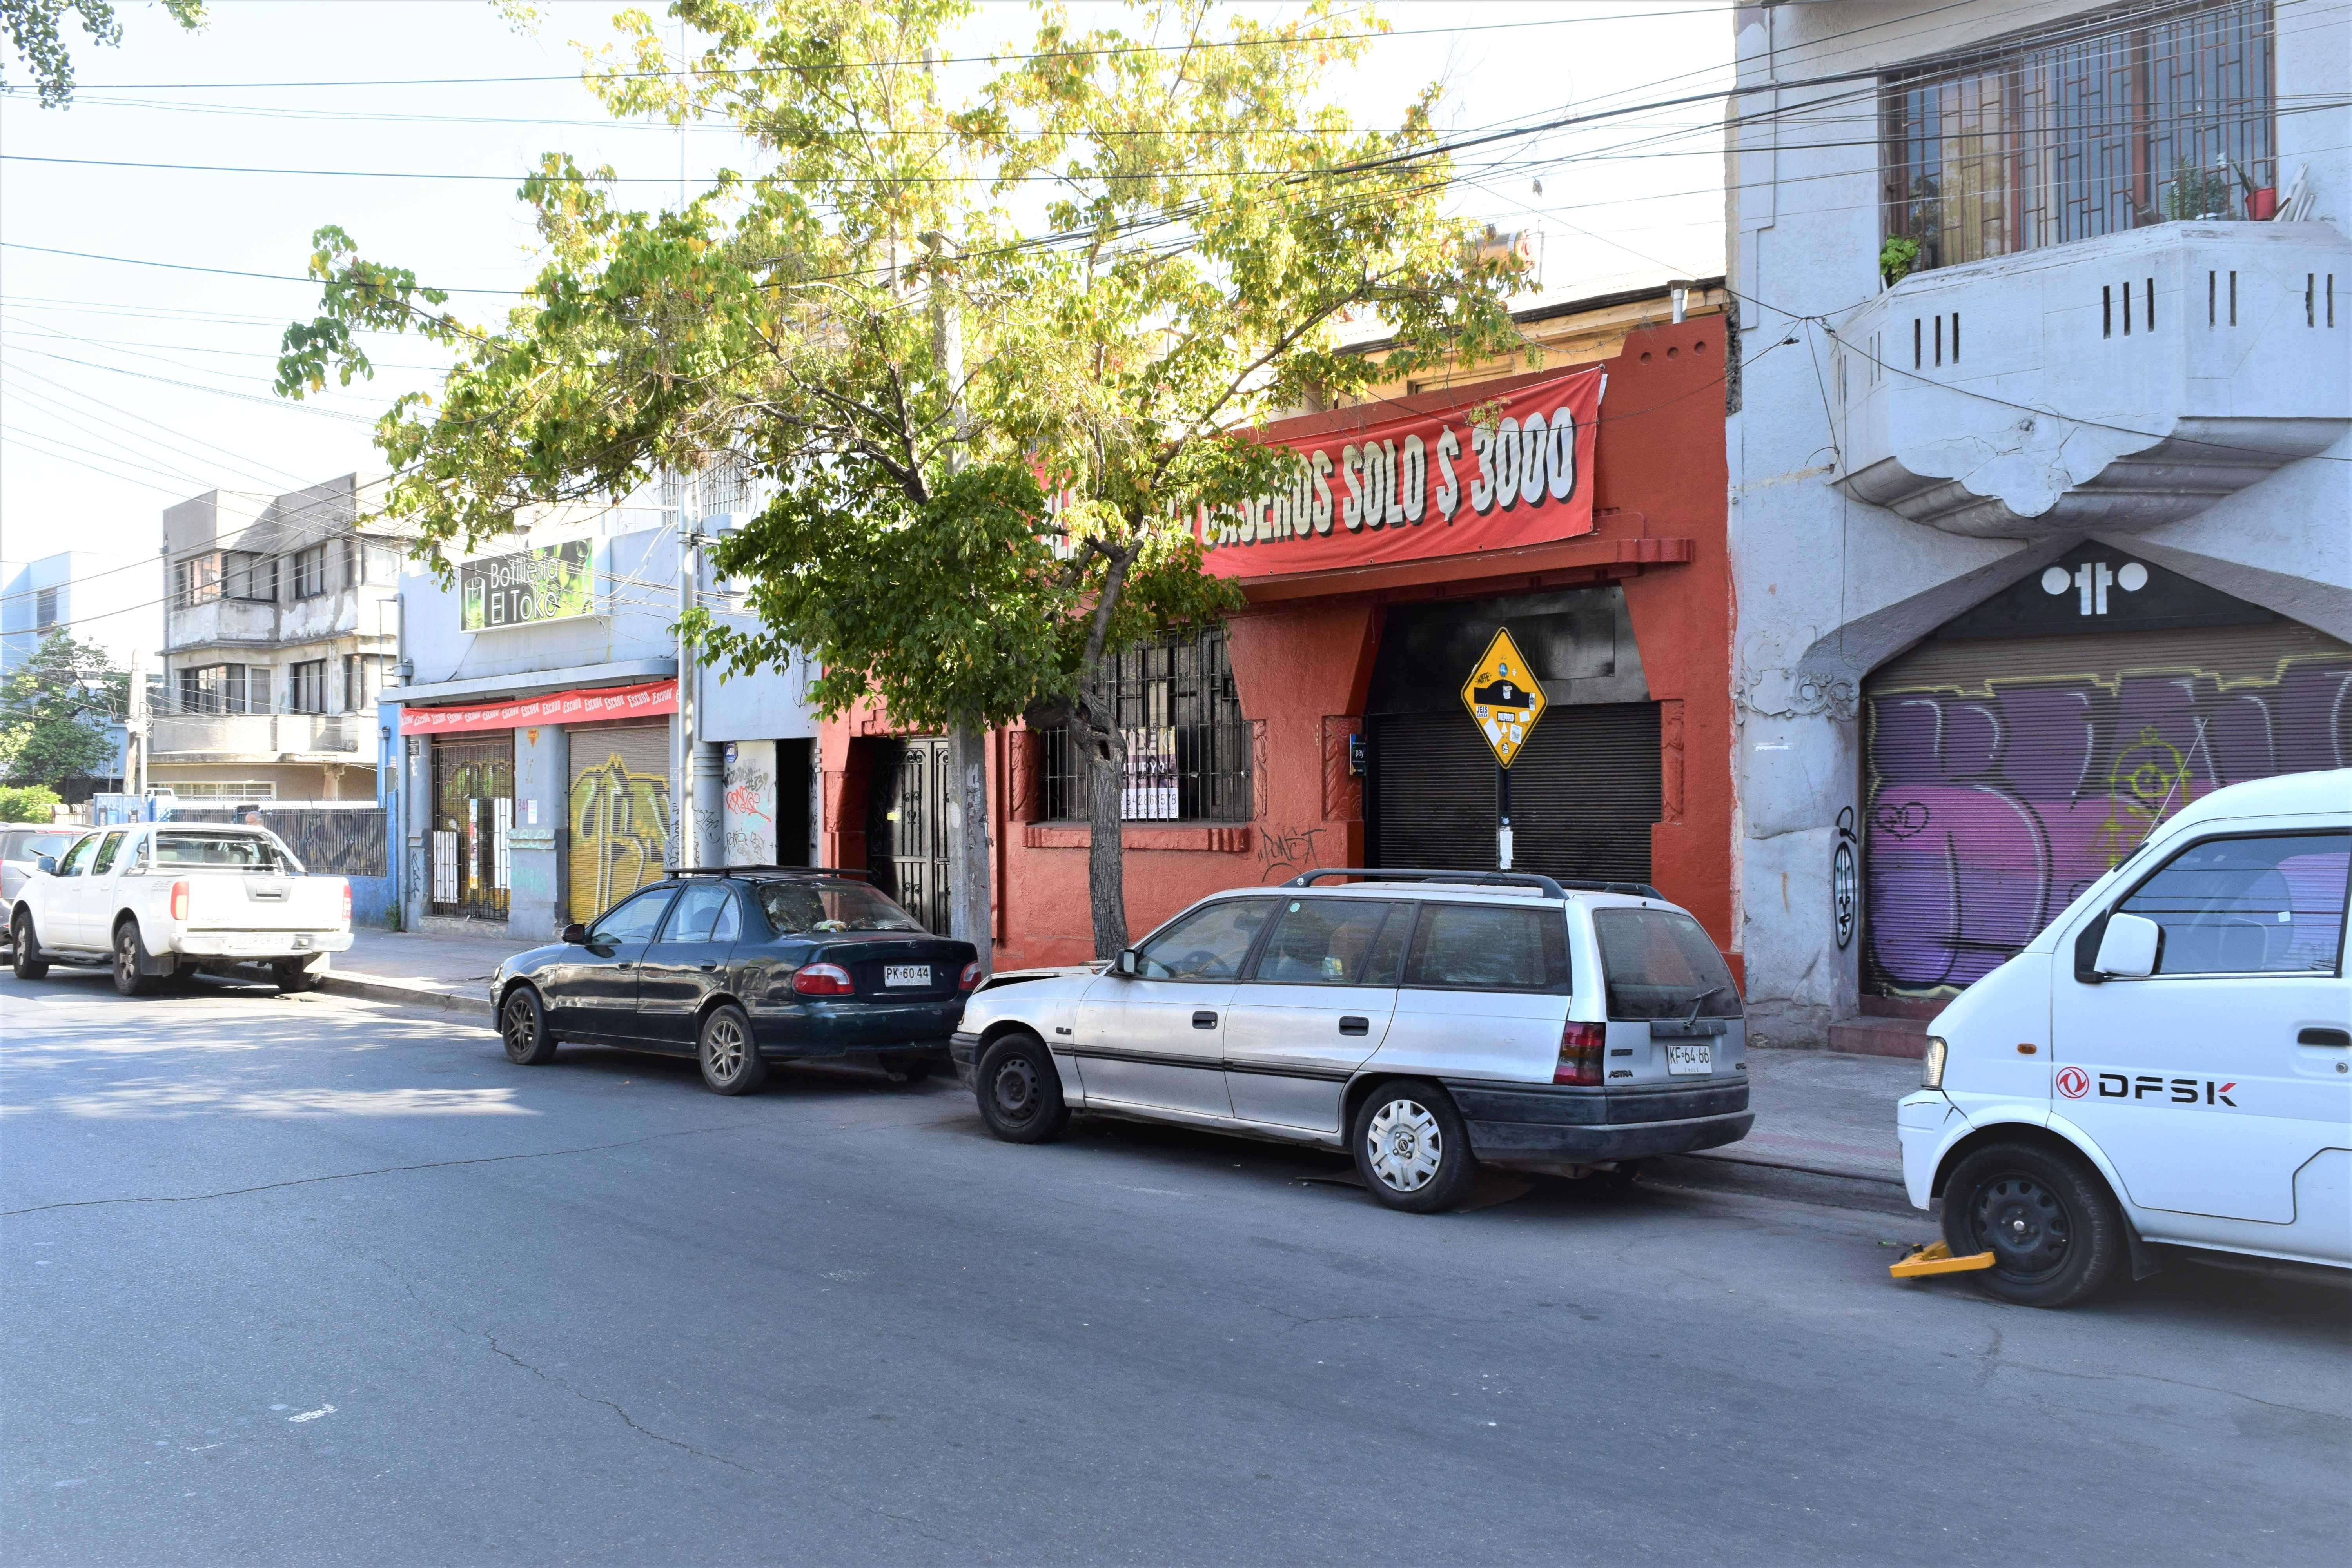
[1493,417,1520,510]
[1340,444,1363,532]
[1468,425,1495,515]
[1435,428,1461,521]
[1547,408,1577,501]
[1310,449,1334,533]
[1400,436,1426,523]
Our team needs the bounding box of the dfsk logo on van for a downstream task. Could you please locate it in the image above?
[2058,1066,2236,1107]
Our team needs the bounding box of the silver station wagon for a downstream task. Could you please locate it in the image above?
[952,869,1753,1211]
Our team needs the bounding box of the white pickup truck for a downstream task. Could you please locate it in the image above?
[7,822,352,996]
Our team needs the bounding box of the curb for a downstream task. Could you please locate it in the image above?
[318,973,488,1016]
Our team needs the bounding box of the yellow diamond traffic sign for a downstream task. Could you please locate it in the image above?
[1461,628,1546,769]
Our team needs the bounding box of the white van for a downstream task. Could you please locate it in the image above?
[1899,769,2350,1307]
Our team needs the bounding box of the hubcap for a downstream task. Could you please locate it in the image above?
[1970,1173,2073,1279]
[1365,1099,1443,1192]
[993,1056,1040,1122]
[115,929,135,980]
[504,999,533,1052]
[706,1017,745,1080]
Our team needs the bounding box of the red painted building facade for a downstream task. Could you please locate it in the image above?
[818,296,1737,978]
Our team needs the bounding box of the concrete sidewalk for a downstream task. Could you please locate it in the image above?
[321,926,1918,1187]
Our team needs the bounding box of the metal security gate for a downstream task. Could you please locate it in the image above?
[568,722,672,924]
[867,736,951,933]
[1370,702,1661,885]
[1862,613,2352,1002]
[430,735,513,920]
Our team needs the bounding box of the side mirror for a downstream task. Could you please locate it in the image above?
[34,855,55,875]
[560,922,589,945]
[1111,948,1139,978]
[2092,912,2161,979]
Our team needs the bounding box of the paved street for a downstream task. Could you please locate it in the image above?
[5,968,2347,1566]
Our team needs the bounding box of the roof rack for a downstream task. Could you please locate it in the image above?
[668,865,873,880]
[1278,868,1664,900]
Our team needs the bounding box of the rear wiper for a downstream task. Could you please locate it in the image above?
[1684,982,1732,1024]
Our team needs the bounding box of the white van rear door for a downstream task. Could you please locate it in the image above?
[2050,824,2349,1228]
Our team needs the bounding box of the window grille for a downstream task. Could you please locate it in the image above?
[34,587,57,628]
[1040,629,1250,823]
[1884,0,2275,274]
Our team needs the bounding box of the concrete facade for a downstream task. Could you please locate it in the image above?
[1725,0,2352,1047]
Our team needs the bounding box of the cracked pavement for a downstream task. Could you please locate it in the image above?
[5,966,2347,1564]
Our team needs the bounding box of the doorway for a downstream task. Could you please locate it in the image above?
[867,736,951,933]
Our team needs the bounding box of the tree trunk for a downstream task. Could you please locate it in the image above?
[1082,711,1129,958]
[946,720,992,976]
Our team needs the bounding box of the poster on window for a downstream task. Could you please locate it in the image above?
[1122,726,1178,820]
[460,540,595,630]
[1200,364,1604,579]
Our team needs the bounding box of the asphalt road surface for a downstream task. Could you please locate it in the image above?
[5,967,2347,1566]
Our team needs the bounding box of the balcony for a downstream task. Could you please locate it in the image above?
[149,711,365,760]
[1834,222,2350,538]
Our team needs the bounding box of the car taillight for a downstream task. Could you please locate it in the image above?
[170,880,189,921]
[340,882,352,927]
[790,962,855,997]
[958,961,981,993]
[1554,1020,1606,1085]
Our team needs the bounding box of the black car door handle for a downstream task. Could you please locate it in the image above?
[697,963,719,972]
[1338,1016,1369,1036]
[2299,1027,2352,1047]
[1192,1011,1218,1029]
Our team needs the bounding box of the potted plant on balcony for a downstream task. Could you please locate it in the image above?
[1879,236,1922,289]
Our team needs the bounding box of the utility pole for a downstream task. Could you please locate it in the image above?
[676,472,702,869]
[927,229,993,973]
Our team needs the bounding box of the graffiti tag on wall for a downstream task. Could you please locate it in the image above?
[1864,650,2352,998]
[569,753,670,922]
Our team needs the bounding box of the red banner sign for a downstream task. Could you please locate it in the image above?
[1201,365,1605,578]
[399,679,677,737]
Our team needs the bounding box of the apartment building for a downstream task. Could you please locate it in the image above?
[1724,0,2351,1050]
[153,475,401,801]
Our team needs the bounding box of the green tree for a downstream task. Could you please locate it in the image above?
[3,0,205,107]
[0,631,126,790]
[276,0,1525,954]
[0,782,62,823]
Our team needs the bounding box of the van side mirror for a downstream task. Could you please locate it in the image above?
[1111,948,1139,978]
[2092,912,2161,979]
[560,922,589,945]
[33,855,55,875]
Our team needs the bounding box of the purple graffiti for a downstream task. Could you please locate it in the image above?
[1865,657,2352,996]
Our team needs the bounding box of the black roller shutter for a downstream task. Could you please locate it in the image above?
[1370,702,1660,884]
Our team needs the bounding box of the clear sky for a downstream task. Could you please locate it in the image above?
[0,0,1733,661]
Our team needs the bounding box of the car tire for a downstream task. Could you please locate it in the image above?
[11,911,49,980]
[112,919,161,997]
[500,985,558,1066]
[698,1003,766,1095]
[975,1033,1069,1143]
[1942,1140,2125,1309]
[272,957,323,994]
[1351,1082,1479,1213]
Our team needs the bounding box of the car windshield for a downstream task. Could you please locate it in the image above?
[153,830,301,873]
[1592,907,1742,1019]
[755,878,924,935]
[7,831,76,862]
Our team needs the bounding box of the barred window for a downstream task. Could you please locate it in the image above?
[1042,628,1250,823]
[1884,0,2275,274]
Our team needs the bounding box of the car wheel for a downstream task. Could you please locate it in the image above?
[11,911,49,980]
[975,1033,1069,1143]
[271,957,323,994]
[698,1003,766,1095]
[112,920,160,997]
[1942,1141,2125,1309]
[1351,1083,1478,1213]
[500,985,557,1066]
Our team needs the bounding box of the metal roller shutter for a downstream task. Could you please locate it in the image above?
[568,722,673,923]
[1370,702,1660,884]
[1862,619,2352,1001]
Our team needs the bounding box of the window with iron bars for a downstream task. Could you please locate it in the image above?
[1883,0,2275,275]
[1040,630,1250,823]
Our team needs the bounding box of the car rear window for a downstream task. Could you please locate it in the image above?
[7,831,76,862]
[755,878,923,934]
[1593,907,1741,1019]
[153,831,299,872]
[1403,903,1570,993]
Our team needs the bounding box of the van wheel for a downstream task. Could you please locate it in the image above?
[500,985,557,1066]
[1942,1141,2124,1309]
[271,957,323,994]
[975,1033,1069,1143]
[113,920,161,997]
[698,1003,766,1095]
[1352,1083,1478,1213]
[11,911,48,980]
